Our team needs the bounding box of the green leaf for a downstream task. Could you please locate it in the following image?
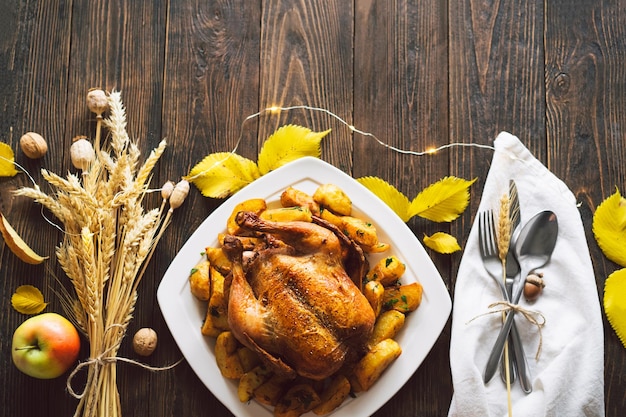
[186,152,261,198]
[357,176,411,221]
[257,125,330,175]
[593,188,626,267]
[604,268,626,348]
[409,176,476,222]
[423,232,461,254]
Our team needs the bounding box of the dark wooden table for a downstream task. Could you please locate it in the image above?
[1,1,624,416]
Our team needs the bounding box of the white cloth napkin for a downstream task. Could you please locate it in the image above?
[448,132,605,417]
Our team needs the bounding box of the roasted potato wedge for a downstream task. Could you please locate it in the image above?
[201,267,230,336]
[227,198,267,235]
[363,280,385,317]
[352,339,402,391]
[237,346,262,372]
[368,310,406,347]
[238,365,273,403]
[189,259,211,301]
[319,207,343,227]
[215,331,245,379]
[383,282,423,313]
[253,374,291,406]
[260,206,313,223]
[313,184,351,216]
[280,187,320,216]
[205,246,231,275]
[366,256,406,287]
[312,374,351,415]
[363,241,391,253]
[320,209,388,253]
[339,215,379,249]
[274,383,322,417]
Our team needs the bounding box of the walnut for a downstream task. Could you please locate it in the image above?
[20,132,48,159]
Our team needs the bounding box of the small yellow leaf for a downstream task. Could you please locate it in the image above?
[423,232,461,254]
[11,285,48,315]
[409,176,476,222]
[0,142,19,177]
[592,188,626,267]
[257,125,330,175]
[357,176,411,221]
[604,268,626,348]
[186,152,261,199]
[0,212,48,264]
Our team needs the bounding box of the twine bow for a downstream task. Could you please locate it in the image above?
[468,301,546,360]
[66,326,184,400]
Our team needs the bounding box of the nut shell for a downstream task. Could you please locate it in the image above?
[523,273,545,302]
[20,132,48,159]
[132,328,158,356]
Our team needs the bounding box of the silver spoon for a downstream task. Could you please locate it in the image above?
[484,210,558,384]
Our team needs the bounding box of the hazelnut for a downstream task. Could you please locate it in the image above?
[70,136,95,170]
[87,88,109,117]
[132,327,158,356]
[20,132,48,159]
[523,273,545,302]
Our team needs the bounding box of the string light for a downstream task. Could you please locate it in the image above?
[186,104,500,181]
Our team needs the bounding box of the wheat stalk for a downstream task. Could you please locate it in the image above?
[16,90,188,417]
[497,193,513,417]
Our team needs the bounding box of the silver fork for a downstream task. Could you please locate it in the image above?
[477,210,518,384]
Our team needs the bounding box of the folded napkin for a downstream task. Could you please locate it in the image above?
[448,132,605,417]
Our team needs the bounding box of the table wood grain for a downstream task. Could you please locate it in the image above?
[0,1,624,416]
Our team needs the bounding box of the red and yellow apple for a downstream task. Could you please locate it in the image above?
[11,312,81,379]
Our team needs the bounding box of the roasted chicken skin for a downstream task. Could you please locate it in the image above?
[224,211,376,380]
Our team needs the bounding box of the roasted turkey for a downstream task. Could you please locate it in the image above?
[224,211,376,380]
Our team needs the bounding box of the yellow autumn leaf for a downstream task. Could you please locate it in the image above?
[423,232,461,254]
[357,176,411,221]
[592,188,626,267]
[408,176,476,222]
[604,268,626,348]
[186,152,261,198]
[257,125,330,175]
[0,142,19,177]
[0,212,48,264]
[11,285,48,315]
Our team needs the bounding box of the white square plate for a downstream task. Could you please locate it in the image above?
[157,156,451,416]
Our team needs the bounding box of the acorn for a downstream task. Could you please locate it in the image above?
[523,272,545,302]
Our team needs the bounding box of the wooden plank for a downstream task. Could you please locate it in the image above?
[545,1,626,414]
[354,2,452,415]
[447,0,545,264]
[258,0,354,172]
[0,2,75,416]
[157,1,262,416]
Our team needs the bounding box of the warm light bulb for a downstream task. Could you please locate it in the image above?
[426,147,437,154]
[267,106,281,114]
